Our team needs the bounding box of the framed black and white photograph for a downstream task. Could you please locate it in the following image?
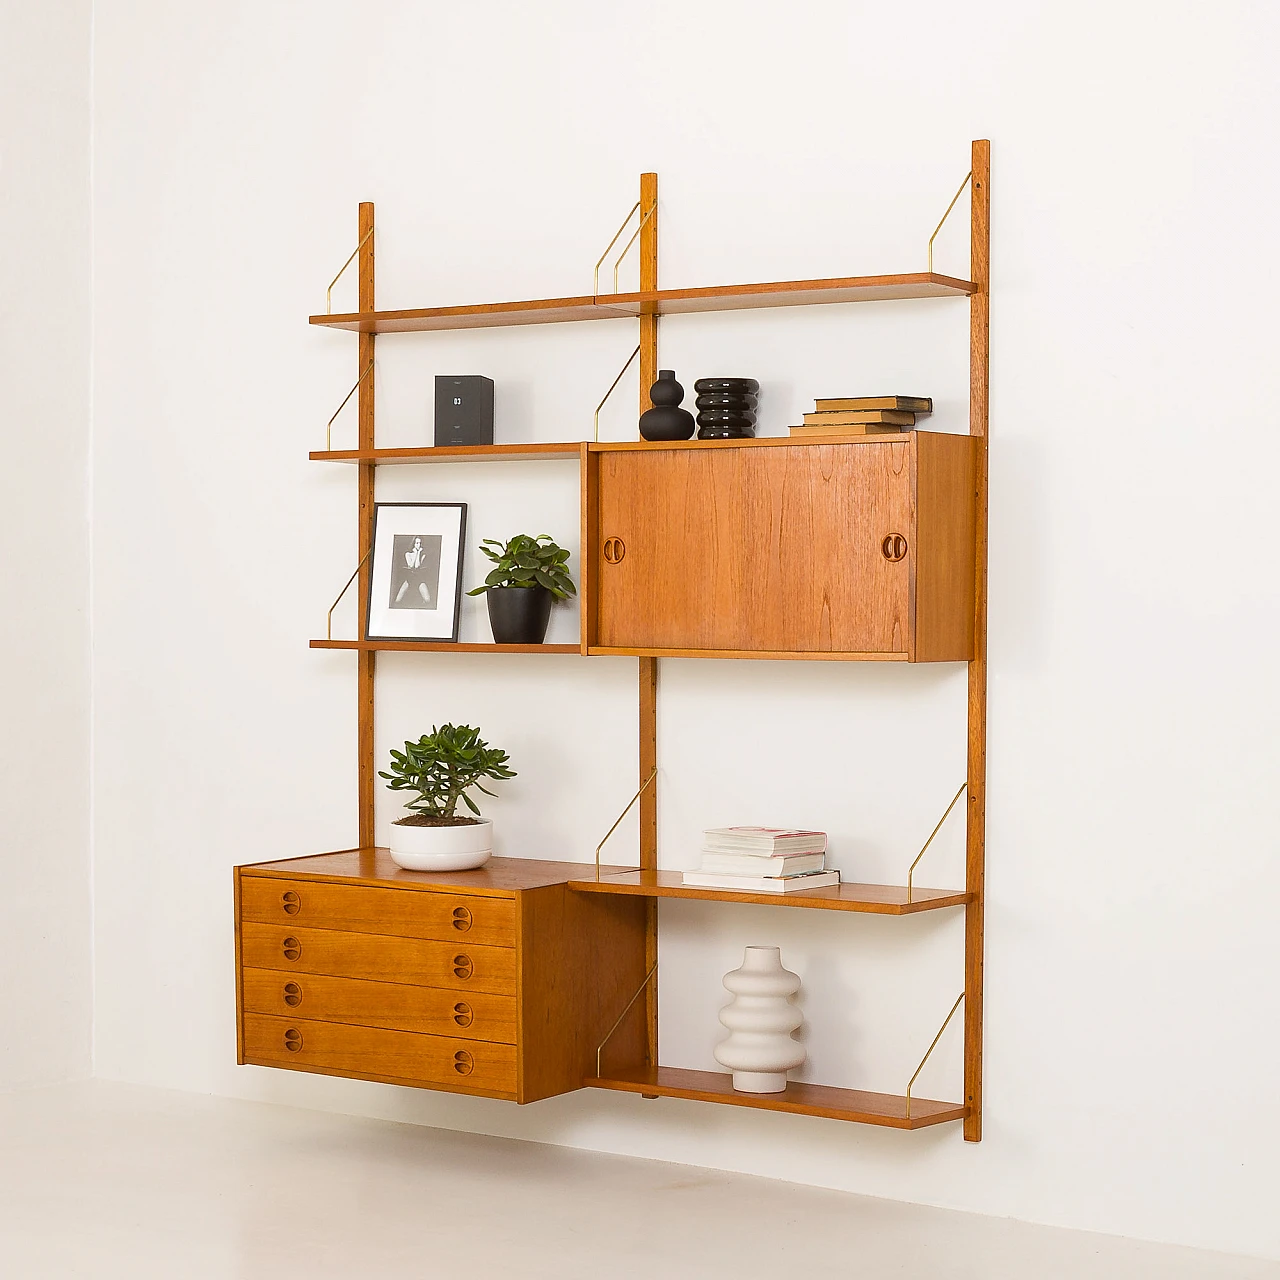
[365,502,467,642]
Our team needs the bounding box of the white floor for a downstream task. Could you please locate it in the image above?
[0,1082,1275,1280]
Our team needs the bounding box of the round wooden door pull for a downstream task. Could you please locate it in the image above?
[283,982,303,1008]
[603,537,626,564]
[452,1050,474,1076]
[282,936,302,961]
[451,906,473,932]
[281,891,301,915]
[452,1002,474,1027]
[452,954,474,980]
[284,1028,304,1053]
[881,533,908,562]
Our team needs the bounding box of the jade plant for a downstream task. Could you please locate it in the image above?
[379,724,516,826]
[467,533,577,600]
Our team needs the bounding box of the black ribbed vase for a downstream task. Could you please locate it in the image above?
[694,377,759,439]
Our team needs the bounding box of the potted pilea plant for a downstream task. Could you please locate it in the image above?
[467,532,576,644]
[379,724,516,871]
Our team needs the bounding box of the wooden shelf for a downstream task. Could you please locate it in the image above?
[311,295,633,333]
[309,273,972,335]
[570,870,966,914]
[587,1066,966,1129]
[611,272,973,316]
[311,640,582,654]
[311,443,585,465]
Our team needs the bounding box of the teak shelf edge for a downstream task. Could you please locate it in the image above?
[587,1066,966,1129]
[309,272,974,334]
[569,871,968,914]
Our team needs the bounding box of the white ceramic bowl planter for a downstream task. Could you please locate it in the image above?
[713,945,805,1093]
[388,820,493,872]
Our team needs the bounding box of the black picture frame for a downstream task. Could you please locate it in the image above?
[364,502,468,643]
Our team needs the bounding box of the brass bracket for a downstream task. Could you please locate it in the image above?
[593,200,657,295]
[593,345,641,442]
[326,226,375,313]
[326,549,372,640]
[326,361,375,450]
[596,961,658,1077]
[906,781,967,902]
[594,766,658,877]
[927,170,973,274]
[905,991,965,1119]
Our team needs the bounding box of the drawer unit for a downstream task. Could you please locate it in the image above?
[243,1013,518,1097]
[235,850,648,1103]
[240,876,516,948]
[241,968,517,1043]
[241,921,517,996]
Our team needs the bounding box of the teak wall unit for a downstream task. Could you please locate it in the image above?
[241,140,990,1140]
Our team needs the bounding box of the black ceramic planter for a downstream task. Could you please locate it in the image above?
[486,585,553,644]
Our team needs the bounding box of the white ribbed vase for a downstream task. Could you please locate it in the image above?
[713,946,805,1093]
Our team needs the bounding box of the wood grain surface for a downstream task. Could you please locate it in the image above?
[240,876,516,947]
[243,1012,517,1097]
[568,870,967,915]
[243,850,629,892]
[595,442,912,652]
[587,1065,966,1128]
[240,922,517,996]
[965,138,991,1143]
[241,968,517,1043]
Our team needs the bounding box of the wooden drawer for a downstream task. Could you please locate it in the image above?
[240,922,517,996]
[243,1012,517,1097]
[241,968,516,1044]
[240,876,515,948]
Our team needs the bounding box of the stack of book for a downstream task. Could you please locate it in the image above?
[788,395,932,438]
[682,827,840,893]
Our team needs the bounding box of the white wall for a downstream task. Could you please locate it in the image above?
[90,0,1280,1261]
[0,0,93,1089]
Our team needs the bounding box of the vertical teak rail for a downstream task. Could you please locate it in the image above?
[357,203,377,848]
[637,172,660,1072]
[964,140,990,1142]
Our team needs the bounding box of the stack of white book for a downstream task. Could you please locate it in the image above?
[682,827,840,893]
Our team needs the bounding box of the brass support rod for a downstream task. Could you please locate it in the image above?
[596,962,658,1077]
[327,226,375,313]
[612,202,658,293]
[905,992,965,1120]
[927,170,973,274]
[327,361,375,450]
[593,345,641,442]
[593,201,640,294]
[906,782,968,902]
[326,549,372,640]
[594,766,658,877]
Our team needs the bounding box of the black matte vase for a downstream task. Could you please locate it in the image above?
[694,377,759,439]
[639,369,696,441]
[486,585,553,644]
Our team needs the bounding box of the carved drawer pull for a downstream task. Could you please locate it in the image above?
[881,533,909,562]
[451,906,473,932]
[452,1050,474,1076]
[282,936,302,962]
[603,536,626,564]
[452,954,474,980]
[284,1028,304,1053]
[281,891,301,915]
[283,982,303,1008]
[452,1002,474,1028]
